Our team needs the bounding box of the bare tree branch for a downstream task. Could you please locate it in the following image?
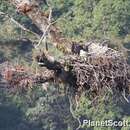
[35,8,53,49]
[0,11,40,38]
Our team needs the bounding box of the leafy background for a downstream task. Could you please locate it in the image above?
[0,0,130,130]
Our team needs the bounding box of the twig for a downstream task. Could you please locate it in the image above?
[122,89,129,103]
[34,23,51,49]
[35,8,52,49]
[68,95,82,130]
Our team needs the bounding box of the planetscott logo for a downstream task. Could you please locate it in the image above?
[83,120,130,127]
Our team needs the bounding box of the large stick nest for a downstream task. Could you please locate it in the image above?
[64,43,130,99]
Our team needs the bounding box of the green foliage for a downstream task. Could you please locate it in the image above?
[0,0,15,15]
[55,0,99,40]
[25,85,75,130]
[1,0,130,41]
[75,95,123,130]
[50,0,130,41]
[93,0,130,37]
[0,0,130,130]
[0,20,19,40]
